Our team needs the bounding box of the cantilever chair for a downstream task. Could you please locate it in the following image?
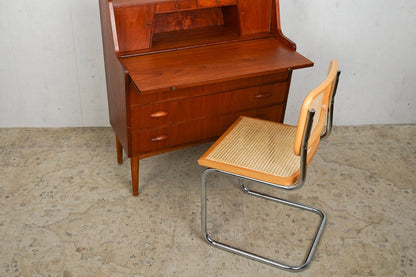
[198,60,341,271]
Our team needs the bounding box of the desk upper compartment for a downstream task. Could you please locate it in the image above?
[111,0,297,55]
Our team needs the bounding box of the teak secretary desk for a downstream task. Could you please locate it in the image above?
[98,0,313,196]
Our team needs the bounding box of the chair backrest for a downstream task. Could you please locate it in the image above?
[293,59,339,156]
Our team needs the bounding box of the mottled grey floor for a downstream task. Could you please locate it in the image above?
[0,125,415,276]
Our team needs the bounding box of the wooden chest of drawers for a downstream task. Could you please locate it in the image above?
[99,0,313,195]
[129,79,288,155]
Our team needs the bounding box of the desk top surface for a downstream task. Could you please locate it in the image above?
[122,37,313,93]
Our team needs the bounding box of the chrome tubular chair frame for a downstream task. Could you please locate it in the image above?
[201,110,327,272]
[321,71,341,140]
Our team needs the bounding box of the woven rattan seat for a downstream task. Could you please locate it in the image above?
[199,117,313,186]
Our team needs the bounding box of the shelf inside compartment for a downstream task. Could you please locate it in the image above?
[152,25,240,50]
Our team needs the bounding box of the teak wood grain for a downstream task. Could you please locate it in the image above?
[129,82,287,131]
[238,0,272,35]
[131,105,283,155]
[99,0,130,155]
[114,5,155,52]
[99,0,313,196]
[129,71,289,107]
[123,37,312,93]
[153,8,224,33]
[155,0,197,13]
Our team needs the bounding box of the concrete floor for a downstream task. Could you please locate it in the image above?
[0,125,415,276]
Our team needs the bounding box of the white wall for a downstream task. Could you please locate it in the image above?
[282,0,416,125]
[0,0,108,127]
[0,0,415,127]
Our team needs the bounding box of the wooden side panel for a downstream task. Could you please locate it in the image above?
[114,5,155,52]
[222,5,241,33]
[99,0,129,154]
[238,0,272,35]
[270,0,296,49]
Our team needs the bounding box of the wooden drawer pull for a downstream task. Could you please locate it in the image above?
[255,93,272,99]
[151,135,168,142]
[150,111,168,118]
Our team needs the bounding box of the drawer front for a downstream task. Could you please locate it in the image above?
[198,0,237,7]
[131,105,283,155]
[129,71,289,107]
[156,0,197,13]
[130,82,287,130]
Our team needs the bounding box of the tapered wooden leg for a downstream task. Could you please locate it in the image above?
[130,156,139,196]
[115,135,123,164]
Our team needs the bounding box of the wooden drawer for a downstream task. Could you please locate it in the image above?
[198,0,237,8]
[156,0,197,13]
[129,71,289,107]
[131,105,283,155]
[130,82,287,130]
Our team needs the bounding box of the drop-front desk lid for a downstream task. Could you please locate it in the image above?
[122,37,313,94]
